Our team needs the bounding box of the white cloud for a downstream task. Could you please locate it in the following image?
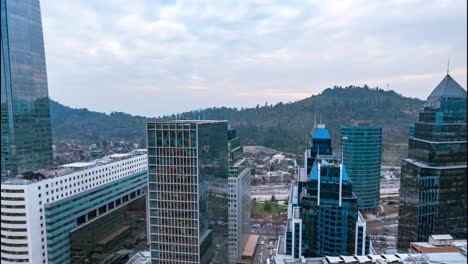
[40,0,467,116]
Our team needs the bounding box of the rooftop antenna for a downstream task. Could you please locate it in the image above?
[314,112,317,128]
[447,58,450,75]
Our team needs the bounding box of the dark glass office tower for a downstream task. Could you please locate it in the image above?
[397,74,467,251]
[1,0,53,181]
[341,123,382,210]
[285,124,371,258]
[146,121,229,264]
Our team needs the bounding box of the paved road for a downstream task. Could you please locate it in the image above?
[210,225,228,264]
[253,235,277,264]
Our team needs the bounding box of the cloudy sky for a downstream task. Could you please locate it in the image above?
[41,0,467,117]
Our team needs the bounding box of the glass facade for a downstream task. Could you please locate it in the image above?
[397,75,467,251]
[1,0,53,181]
[302,157,358,257]
[341,125,382,210]
[44,171,147,263]
[286,124,371,258]
[146,121,228,264]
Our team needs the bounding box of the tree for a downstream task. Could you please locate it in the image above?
[263,201,272,212]
[284,197,289,205]
[271,194,277,204]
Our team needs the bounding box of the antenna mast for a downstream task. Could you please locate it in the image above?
[447,58,450,75]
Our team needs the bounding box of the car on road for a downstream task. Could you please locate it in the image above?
[260,241,265,245]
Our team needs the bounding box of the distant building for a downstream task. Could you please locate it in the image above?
[397,74,467,251]
[0,150,147,264]
[1,0,54,181]
[273,251,467,264]
[409,234,467,254]
[146,121,229,264]
[227,128,252,264]
[341,122,382,210]
[285,124,372,258]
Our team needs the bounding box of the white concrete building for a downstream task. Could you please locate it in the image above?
[1,150,148,264]
[228,159,252,264]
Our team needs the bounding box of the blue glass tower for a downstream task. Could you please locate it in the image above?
[341,123,382,210]
[1,0,53,181]
[285,124,371,258]
[397,74,467,251]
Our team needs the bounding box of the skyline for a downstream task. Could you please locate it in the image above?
[41,0,467,116]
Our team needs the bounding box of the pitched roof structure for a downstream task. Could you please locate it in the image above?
[428,74,467,99]
[312,125,331,140]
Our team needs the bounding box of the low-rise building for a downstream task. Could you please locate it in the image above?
[273,252,467,264]
[409,234,467,254]
[0,150,148,264]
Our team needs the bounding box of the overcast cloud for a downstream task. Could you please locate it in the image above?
[41,0,467,116]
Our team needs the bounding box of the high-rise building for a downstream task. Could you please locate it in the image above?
[227,128,251,264]
[0,149,148,264]
[1,0,54,181]
[285,124,372,258]
[341,122,382,210]
[397,74,467,251]
[146,121,229,264]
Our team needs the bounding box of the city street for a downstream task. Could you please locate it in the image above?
[253,235,277,264]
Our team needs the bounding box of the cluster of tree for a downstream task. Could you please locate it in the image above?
[263,194,278,212]
[49,86,423,162]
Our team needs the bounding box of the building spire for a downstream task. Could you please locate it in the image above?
[447,58,450,75]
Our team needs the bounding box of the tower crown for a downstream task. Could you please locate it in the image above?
[427,74,467,100]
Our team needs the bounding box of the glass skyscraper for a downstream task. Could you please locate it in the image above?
[341,123,382,210]
[397,74,467,251]
[1,0,53,181]
[285,124,371,258]
[146,121,229,264]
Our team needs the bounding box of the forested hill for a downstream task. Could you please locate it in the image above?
[50,86,424,165]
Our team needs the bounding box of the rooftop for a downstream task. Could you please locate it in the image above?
[312,125,331,140]
[147,120,227,124]
[430,234,453,240]
[310,155,349,182]
[125,251,151,264]
[274,252,467,264]
[404,158,467,170]
[242,234,259,257]
[428,74,467,99]
[2,149,147,185]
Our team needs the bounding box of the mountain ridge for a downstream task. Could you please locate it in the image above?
[50,86,424,165]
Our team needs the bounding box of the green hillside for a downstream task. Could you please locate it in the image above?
[50,86,423,165]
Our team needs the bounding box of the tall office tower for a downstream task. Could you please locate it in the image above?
[285,124,372,258]
[227,129,251,264]
[1,0,54,182]
[341,122,382,211]
[0,149,148,264]
[146,121,229,264]
[397,74,467,251]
